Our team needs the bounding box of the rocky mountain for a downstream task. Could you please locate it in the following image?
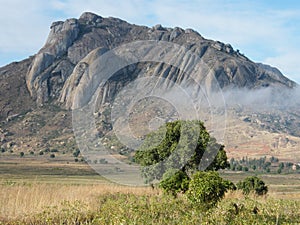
[0,12,299,163]
[25,12,295,107]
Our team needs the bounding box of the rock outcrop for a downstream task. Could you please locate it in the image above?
[21,12,296,108]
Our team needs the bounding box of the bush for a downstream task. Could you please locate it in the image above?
[73,149,80,157]
[99,158,108,164]
[50,154,55,158]
[20,152,25,157]
[236,176,268,195]
[159,170,190,196]
[222,179,236,191]
[242,166,249,172]
[39,151,44,155]
[186,171,228,208]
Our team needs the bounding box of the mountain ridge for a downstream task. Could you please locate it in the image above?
[23,12,295,108]
[0,12,299,163]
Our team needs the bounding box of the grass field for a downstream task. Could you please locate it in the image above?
[0,160,299,224]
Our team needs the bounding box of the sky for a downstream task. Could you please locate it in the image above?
[0,0,300,83]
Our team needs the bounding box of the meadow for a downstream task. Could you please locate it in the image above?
[0,161,299,224]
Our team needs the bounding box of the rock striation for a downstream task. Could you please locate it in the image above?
[20,12,298,108]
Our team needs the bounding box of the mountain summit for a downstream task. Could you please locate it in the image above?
[23,12,295,108]
[0,12,299,163]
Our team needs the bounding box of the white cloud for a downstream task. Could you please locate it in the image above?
[265,52,300,83]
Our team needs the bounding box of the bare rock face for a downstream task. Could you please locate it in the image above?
[24,12,296,107]
[26,17,80,103]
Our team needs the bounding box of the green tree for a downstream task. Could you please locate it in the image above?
[135,120,229,193]
[73,149,80,157]
[279,162,284,170]
[237,176,268,195]
[230,164,236,171]
[242,166,249,172]
[20,152,24,157]
[236,164,243,171]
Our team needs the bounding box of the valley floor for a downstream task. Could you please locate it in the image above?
[0,160,299,224]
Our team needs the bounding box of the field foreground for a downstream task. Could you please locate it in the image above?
[0,160,300,224]
[0,182,299,224]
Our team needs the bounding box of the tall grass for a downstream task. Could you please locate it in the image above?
[0,183,299,224]
[0,183,156,222]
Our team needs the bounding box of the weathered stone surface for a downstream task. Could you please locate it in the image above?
[26,17,80,102]
[23,12,295,107]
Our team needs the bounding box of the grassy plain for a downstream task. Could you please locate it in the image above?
[0,159,299,224]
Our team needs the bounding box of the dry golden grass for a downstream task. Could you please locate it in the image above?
[1,183,299,224]
[0,183,158,221]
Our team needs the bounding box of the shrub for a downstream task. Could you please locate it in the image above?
[242,166,249,172]
[222,179,236,191]
[236,176,268,195]
[73,149,80,157]
[39,151,44,155]
[20,152,25,157]
[50,154,55,158]
[99,158,108,164]
[236,165,243,171]
[159,169,190,196]
[186,171,228,208]
[29,151,34,155]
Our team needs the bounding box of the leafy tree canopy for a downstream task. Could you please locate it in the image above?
[135,120,228,183]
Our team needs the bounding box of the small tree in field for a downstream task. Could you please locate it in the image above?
[135,120,229,195]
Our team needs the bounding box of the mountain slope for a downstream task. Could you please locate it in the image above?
[25,12,295,108]
[0,12,299,163]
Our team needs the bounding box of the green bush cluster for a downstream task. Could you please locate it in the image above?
[237,176,268,195]
[135,120,268,209]
[186,171,228,208]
